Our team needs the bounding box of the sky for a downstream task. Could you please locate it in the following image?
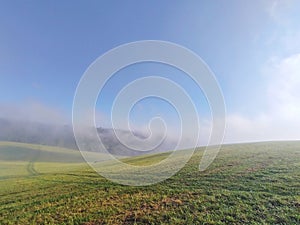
[0,0,300,144]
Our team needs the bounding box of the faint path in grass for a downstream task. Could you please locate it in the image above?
[26,161,39,176]
[26,147,41,176]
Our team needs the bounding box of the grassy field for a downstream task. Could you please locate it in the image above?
[0,141,299,224]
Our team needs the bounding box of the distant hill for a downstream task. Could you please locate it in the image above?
[0,118,172,156]
[0,118,77,149]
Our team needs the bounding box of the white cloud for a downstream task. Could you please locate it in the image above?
[266,54,300,118]
[224,53,300,143]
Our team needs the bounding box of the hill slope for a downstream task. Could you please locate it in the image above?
[0,141,299,224]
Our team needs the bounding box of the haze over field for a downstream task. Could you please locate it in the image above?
[0,118,176,156]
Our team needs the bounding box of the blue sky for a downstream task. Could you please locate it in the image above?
[1,0,300,143]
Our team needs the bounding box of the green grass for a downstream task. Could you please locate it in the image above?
[0,141,299,224]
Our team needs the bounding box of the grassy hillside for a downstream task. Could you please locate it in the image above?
[0,141,299,224]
